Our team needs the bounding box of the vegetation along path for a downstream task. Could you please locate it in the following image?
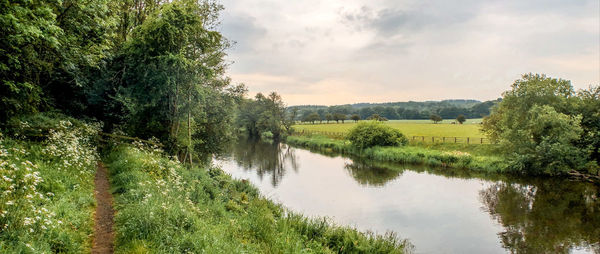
[92,162,115,254]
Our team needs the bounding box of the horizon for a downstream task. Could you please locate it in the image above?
[220,0,599,105]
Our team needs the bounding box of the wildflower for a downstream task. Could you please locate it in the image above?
[5,201,14,205]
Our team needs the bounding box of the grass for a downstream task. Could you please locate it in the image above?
[285,135,508,174]
[293,119,485,138]
[0,117,99,253]
[105,144,411,253]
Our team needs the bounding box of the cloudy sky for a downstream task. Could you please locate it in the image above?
[219,0,599,106]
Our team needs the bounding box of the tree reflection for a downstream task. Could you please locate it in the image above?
[344,160,403,187]
[227,139,298,187]
[479,180,600,253]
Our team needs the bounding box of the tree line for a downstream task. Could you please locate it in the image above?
[291,99,498,123]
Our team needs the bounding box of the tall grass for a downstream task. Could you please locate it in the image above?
[105,144,411,253]
[0,117,99,252]
[286,135,508,174]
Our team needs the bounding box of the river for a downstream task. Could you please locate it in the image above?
[214,139,600,254]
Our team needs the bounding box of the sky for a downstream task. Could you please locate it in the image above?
[218,0,600,106]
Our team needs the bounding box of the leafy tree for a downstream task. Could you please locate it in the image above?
[367,114,387,121]
[333,113,346,123]
[429,114,442,124]
[0,0,114,122]
[304,112,321,124]
[482,74,593,175]
[237,92,288,140]
[456,114,466,124]
[347,122,408,148]
[350,114,360,123]
[573,86,600,171]
[100,0,232,162]
[325,113,333,123]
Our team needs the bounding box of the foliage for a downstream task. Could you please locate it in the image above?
[290,99,498,121]
[303,112,321,124]
[0,0,114,122]
[333,113,347,123]
[367,114,387,121]
[91,0,235,162]
[456,114,466,124]
[105,144,410,253]
[236,92,288,140]
[483,74,597,175]
[429,114,442,124]
[0,118,99,252]
[346,122,408,149]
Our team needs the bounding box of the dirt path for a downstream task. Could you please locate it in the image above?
[92,162,115,254]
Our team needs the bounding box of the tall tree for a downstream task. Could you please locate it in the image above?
[482,74,596,175]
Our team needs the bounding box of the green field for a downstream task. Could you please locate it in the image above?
[293,119,485,138]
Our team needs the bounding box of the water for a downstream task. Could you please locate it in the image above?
[214,139,600,253]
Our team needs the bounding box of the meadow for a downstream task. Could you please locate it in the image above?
[293,119,485,139]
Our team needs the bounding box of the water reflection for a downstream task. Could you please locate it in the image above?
[224,138,298,186]
[344,161,403,187]
[218,139,600,253]
[480,181,600,253]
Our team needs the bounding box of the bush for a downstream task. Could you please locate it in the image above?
[346,122,408,149]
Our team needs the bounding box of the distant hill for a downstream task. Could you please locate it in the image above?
[288,99,500,121]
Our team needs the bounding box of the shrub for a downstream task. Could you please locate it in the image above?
[346,122,408,149]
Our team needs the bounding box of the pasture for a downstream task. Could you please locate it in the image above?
[293,119,485,138]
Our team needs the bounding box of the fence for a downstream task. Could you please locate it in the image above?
[293,129,493,144]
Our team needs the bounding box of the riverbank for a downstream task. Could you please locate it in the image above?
[286,135,509,174]
[104,144,411,253]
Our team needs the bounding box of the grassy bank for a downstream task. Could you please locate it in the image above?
[0,119,99,252]
[105,144,411,253]
[286,135,508,174]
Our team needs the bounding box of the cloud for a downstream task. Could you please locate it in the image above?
[219,0,600,106]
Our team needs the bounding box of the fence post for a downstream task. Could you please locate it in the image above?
[467,137,470,144]
[422,136,425,142]
[480,138,483,144]
[454,137,457,143]
[443,137,446,143]
[432,137,434,143]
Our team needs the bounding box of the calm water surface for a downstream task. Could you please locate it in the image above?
[214,139,600,254]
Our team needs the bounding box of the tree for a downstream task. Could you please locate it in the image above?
[430,114,442,124]
[347,122,408,148]
[482,74,593,175]
[105,1,231,162]
[456,114,466,124]
[325,113,333,123]
[350,114,360,122]
[367,114,387,121]
[0,0,114,122]
[304,112,321,124]
[333,113,346,123]
[574,86,600,169]
[283,107,298,134]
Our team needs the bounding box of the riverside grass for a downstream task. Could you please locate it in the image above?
[105,144,411,253]
[293,120,485,138]
[0,120,99,252]
[286,135,508,173]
